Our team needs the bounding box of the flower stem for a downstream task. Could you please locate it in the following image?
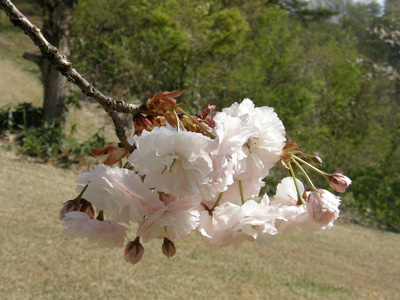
[73,184,88,205]
[173,109,181,132]
[291,155,327,176]
[176,107,215,139]
[287,162,304,205]
[291,157,317,191]
[239,180,245,205]
[210,192,224,214]
[96,210,104,221]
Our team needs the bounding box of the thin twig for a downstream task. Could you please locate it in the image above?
[0,0,143,151]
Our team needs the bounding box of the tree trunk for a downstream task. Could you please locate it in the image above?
[25,0,77,122]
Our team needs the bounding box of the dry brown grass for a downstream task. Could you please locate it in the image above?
[0,58,43,108]
[0,150,399,300]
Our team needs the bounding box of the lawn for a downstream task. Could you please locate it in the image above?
[0,149,399,300]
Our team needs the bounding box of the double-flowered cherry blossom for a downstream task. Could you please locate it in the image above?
[271,177,341,235]
[137,194,201,243]
[128,126,214,199]
[60,97,350,265]
[199,196,284,250]
[76,164,161,223]
[213,99,286,182]
[62,211,127,248]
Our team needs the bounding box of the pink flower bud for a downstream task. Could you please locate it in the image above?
[328,173,352,193]
[124,238,144,265]
[162,238,176,258]
[307,189,340,226]
[59,198,95,220]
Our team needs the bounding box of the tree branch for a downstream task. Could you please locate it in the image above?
[0,0,141,151]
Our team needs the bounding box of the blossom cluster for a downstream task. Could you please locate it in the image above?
[59,94,351,265]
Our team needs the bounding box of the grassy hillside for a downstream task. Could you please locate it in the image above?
[0,148,399,300]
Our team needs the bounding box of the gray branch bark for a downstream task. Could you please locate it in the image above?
[0,0,143,151]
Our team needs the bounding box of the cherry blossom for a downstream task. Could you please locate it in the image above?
[128,126,214,198]
[62,211,127,248]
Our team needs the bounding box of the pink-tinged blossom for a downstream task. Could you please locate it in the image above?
[214,99,286,182]
[328,173,352,193]
[137,196,201,243]
[62,211,127,248]
[273,177,305,206]
[271,178,337,235]
[307,189,341,226]
[202,178,265,209]
[76,165,161,224]
[232,99,286,179]
[128,126,214,198]
[199,197,283,250]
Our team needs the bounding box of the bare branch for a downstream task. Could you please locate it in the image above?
[0,0,141,151]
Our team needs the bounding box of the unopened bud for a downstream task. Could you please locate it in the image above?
[311,155,323,165]
[133,116,154,136]
[200,104,216,128]
[147,90,183,114]
[328,173,352,193]
[59,198,95,220]
[162,238,176,258]
[149,115,167,128]
[90,143,129,165]
[125,237,144,265]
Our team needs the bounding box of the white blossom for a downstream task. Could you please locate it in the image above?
[271,178,337,235]
[137,195,201,243]
[199,197,283,250]
[202,177,264,209]
[62,211,127,248]
[76,164,160,224]
[128,126,214,198]
[214,99,286,182]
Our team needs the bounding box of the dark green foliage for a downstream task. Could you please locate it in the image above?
[20,121,64,158]
[19,121,106,164]
[1,103,105,165]
[0,103,43,133]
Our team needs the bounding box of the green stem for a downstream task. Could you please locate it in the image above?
[210,192,224,213]
[288,161,304,205]
[73,184,88,205]
[96,210,104,221]
[176,107,215,139]
[291,155,327,176]
[238,180,245,205]
[173,109,181,132]
[291,157,317,191]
